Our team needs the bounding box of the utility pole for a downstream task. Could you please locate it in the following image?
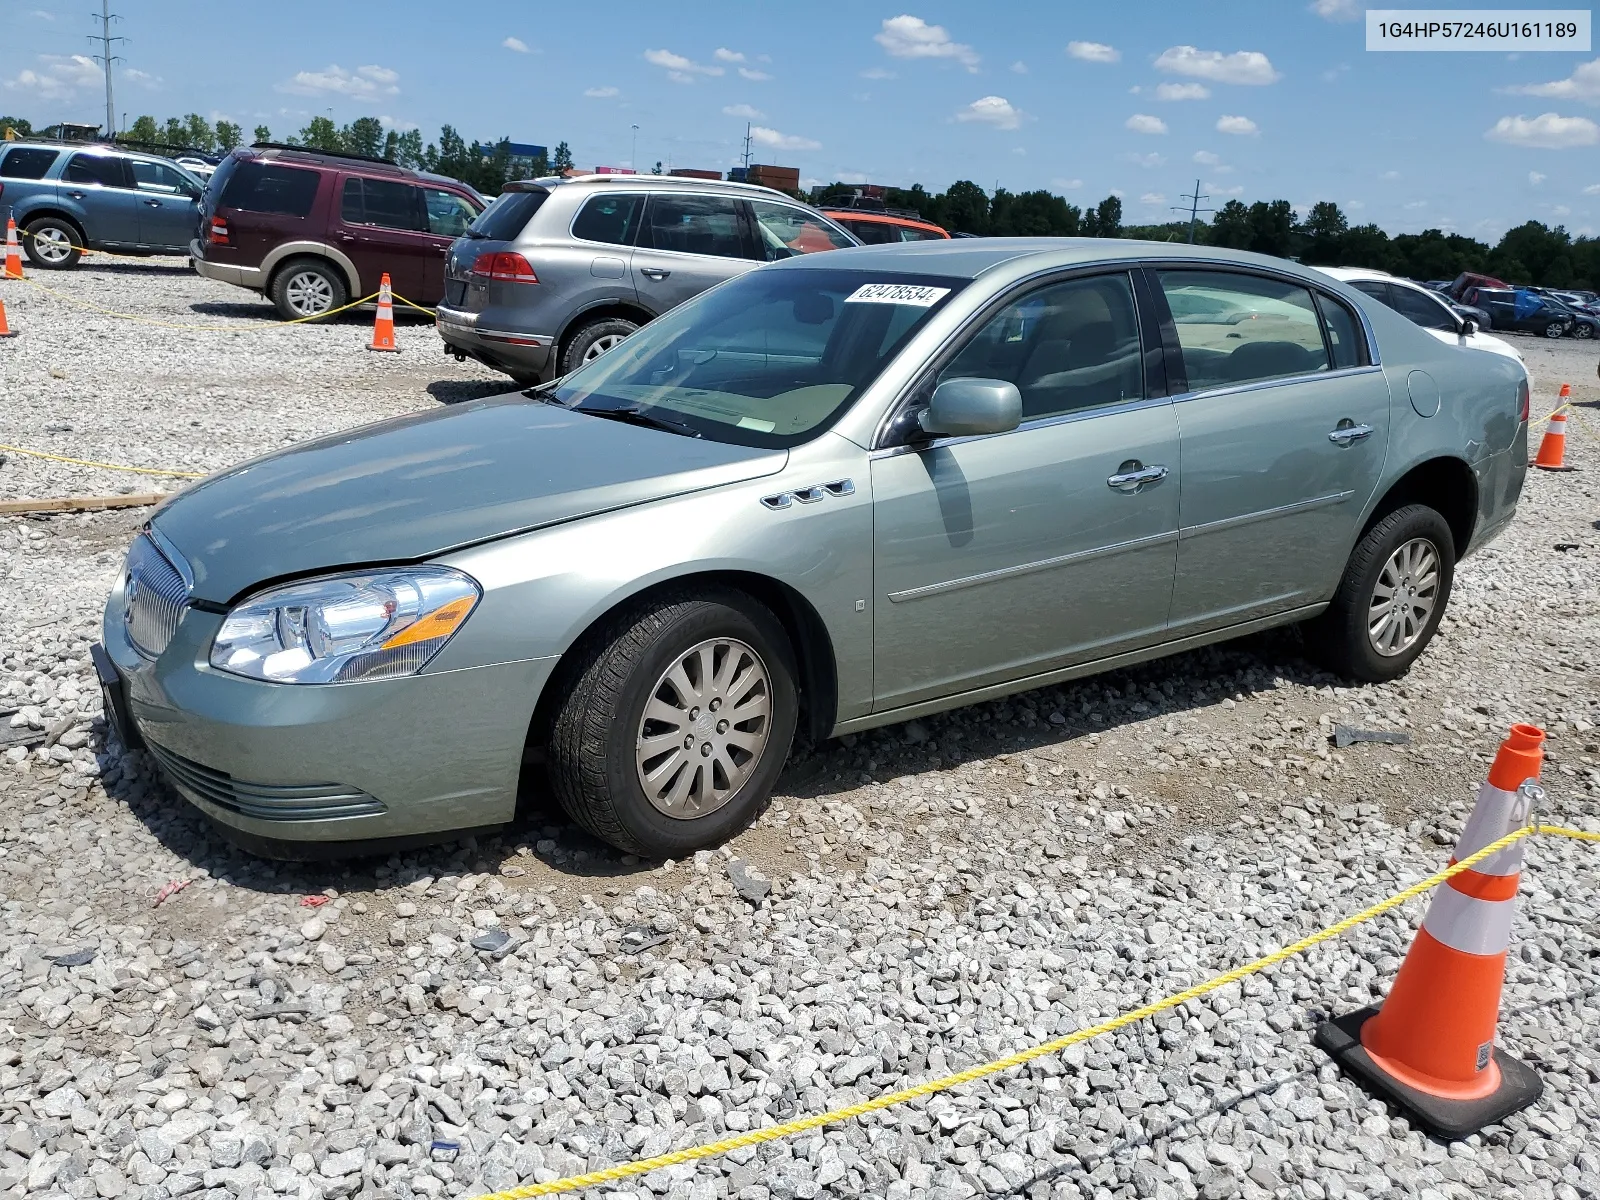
[742,123,752,172]
[1172,179,1213,244]
[87,0,126,139]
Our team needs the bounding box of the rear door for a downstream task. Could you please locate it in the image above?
[333,174,432,299]
[60,152,143,245]
[129,159,202,250]
[631,192,752,315]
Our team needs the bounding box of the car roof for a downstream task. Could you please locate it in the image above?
[505,174,800,203]
[823,210,945,231]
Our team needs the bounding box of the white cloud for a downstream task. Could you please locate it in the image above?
[123,67,162,89]
[1504,58,1600,104]
[1209,182,1245,196]
[377,115,417,131]
[29,8,54,18]
[1528,170,1546,185]
[1193,150,1221,165]
[861,66,896,80]
[3,53,104,101]
[1584,183,1600,195]
[722,103,765,120]
[1404,200,1427,210]
[955,95,1023,130]
[1155,46,1280,85]
[1052,177,1084,189]
[876,15,979,71]
[1485,112,1600,148]
[1139,192,1166,205]
[584,86,619,98]
[1309,0,1362,20]
[277,64,401,99]
[738,67,772,81]
[644,48,723,81]
[502,36,529,53]
[1011,61,1028,74]
[1126,113,1168,135]
[1380,169,1401,179]
[1216,114,1260,135]
[749,125,821,151]
[714,48,746,62]
[1156,82,1209,101]
[1126,151,1167,167]
[1553,204,1571,216]
[1067,41,1120,63]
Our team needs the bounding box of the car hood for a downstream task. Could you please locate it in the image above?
[152,394,787,603]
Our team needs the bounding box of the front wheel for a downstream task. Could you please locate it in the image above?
[548,588,797,858]
[559,317,639,375]
[22,217,82,269]
[1572,322,1593,340]
[1543,321,1567,339]
[1305,504,1456,683]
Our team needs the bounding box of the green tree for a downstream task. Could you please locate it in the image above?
[126,115,161,144]
[0,115,34,138]
[162,117,185,146]
[1340,223,1395,272]
[1246,200,1296,258]
[1209,199,1252,249]
[941,180,990,234]
[392,128,425,169]
[182,114,216,153]
[434,125,470,177]
[1299,201,1348,264]
[552,140,574,174]
[342,116,385,158]
[295,116,343,151]
[214,120,243,151]
[1083,194,1122,238]
[252,124,272,144]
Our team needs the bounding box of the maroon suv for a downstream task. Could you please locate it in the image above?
[191,144,484,320]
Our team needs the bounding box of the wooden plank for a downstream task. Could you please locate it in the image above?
[0,493,164,514]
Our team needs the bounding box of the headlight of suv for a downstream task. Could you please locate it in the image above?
[210,567,480,684]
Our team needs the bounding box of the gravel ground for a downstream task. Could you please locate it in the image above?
[2,264,1599,1200]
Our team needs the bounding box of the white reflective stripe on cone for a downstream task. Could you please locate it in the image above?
[1546,420,1565,434]
[1452,781,1530,876]
[1422,885,1515,956]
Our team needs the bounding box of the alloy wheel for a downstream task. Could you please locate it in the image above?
[1543,322,1566,339]
[33,228,73,264]
[583,333,627,362]
[1574,323,1593,340]
[285,271,334,316]
[1367,537,1440,657]
[634,637,772,819]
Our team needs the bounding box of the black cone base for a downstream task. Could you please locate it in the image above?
[1314,1006,1543,1140]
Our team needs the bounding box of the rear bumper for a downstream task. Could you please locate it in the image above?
[435,303,555,378]
[189,240,263,290]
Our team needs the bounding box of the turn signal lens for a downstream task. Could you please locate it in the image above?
[471,251,538,284]
[381,595,476,650]
[1517,378,1529,423]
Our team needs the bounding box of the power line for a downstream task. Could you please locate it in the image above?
[87,0,127,137]
[1172,179,1214,244]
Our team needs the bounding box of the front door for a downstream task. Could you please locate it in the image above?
[1152,267,1392,632]
[129,159,201,250]
[333,175,432,299]
[417,186,481,305]
[631,192,752,315]
[872,271,1180,711]
[60,152,143,245]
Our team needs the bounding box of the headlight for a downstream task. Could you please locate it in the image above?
[209,567,480,684]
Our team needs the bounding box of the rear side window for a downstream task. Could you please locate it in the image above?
[641,193,745,258]
[63,154,129,188]
[1314,293,1365,369]
[340,177,426,232]
[899,226,945,242]
[130,160,197,196]
[1158,270,1332,390]
[1387,285,1457,332]
[839,218,896,246]
[571,193,645,245]
[0,147,60,180]
[219,161,320,217]
[469,189,547,240]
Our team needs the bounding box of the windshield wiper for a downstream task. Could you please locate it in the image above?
[578,405,702,438]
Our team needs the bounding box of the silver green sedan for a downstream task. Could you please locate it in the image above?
[95,240,1531,859]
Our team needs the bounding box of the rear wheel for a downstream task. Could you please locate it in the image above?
[269,258,348,321]
[1306,504,1455,683]
[22,217,82,269]
[548,588,797,858]
[559,317,639,375]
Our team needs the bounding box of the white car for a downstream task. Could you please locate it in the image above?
[173,156,216,181]
[1315,267,1527,378]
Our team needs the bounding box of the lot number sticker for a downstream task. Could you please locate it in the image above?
[844,283,951,306]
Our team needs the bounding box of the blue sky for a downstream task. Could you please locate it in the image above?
[6,0,1600,239]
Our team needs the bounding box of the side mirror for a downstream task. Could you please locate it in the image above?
[918,377,1023,438]
[1460,318,1478,338]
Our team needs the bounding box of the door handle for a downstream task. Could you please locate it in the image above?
[68,190,86,200]
[639,267,670,280]
[143,199,162,207]
[1107,461,1169,493]
[1328,422,1375,446]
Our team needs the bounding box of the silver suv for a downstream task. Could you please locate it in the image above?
[435,174,857,383]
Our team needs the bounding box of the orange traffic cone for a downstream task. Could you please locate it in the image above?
[367,273,399,353]
[1316,724,1546,1138]
[2,219,23,280]
[0,298,14,338]
[1532,389,1570,470]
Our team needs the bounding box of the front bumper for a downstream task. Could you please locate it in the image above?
[189,240,264,290]
[100,578,557,850]
[435,303,554,377]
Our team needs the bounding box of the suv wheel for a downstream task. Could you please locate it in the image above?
[1306,504,1455,683]
[560,317,639,375]
[548,588,797,859]
[22,217,82,269]
[270,258,348,321]
[1543,320,1567,339]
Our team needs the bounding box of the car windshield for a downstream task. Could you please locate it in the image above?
[550,268,967,448]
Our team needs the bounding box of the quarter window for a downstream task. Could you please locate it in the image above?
[0,147,60,179]
[641,193,745,258]
[839,218,896,245]
[571,193,645,245]
[940,272,1144,421]
[63,154,128,188]
[1387,284,1457,332]
[1157,270,1331,391]
[341,177,426,232]
[130,160,196,196]
[423,188,480,237]
[217,162,320,217]
[1315,293,1365,369]
[748,201,854,260]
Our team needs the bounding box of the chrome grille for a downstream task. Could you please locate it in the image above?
[124,534,189,657]
[146,740,386,822]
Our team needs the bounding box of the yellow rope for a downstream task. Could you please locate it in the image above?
[475,823,1600,1199]
[0,443,205,479]
[8,274,379,331]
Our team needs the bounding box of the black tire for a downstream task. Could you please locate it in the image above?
[269,257,349,322]
[1542,320,1566,339]
[559,316,639,375]
[1306,504,1456,683]
[22,216,83,269]
[548,588,798,858]
[1572,322,1593,340]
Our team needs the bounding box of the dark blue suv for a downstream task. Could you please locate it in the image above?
[0,141,204,268]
